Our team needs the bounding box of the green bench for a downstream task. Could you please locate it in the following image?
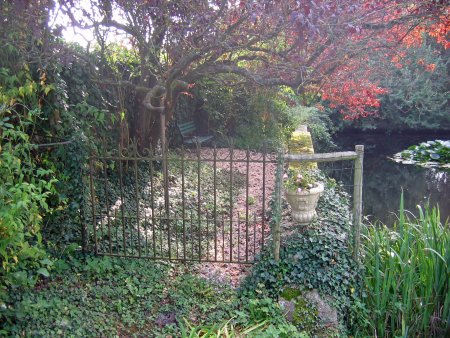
[177,120,213,145]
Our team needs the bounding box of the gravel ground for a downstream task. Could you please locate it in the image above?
[90,147,278,287]
[190,148,277,287]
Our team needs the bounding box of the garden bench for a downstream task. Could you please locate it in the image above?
[177,120,213,145]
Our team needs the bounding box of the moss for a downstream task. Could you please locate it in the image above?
[293,296,318,332]
[289,129,317,170]
[281,287,302,301]
[280,288,318,333]
[289,132,315,151]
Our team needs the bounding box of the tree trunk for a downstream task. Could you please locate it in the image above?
[130,91,162,153]
[129,79,190,153]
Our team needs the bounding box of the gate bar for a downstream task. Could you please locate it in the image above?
[284,151,358,162]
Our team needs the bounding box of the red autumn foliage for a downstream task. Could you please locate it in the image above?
[59,0,449,147]
[316,2,448,119]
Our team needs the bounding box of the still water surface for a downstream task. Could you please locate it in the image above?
[333,132,450,225]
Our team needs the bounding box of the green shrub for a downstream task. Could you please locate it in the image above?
[193,82,296,150]
[0,111,57,305]
[0,22,107,249]
[0,58,63,305]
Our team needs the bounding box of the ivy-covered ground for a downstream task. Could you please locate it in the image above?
[2,255,301,337]
[2,169,357,337]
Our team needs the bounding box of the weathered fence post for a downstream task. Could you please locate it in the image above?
[273,150,284,261]
[353,145,364,260]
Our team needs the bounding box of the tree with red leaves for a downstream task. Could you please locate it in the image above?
[320,1,449,120]
[58,0,449,150]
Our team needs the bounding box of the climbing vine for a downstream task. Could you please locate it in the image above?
[241,176,359,334]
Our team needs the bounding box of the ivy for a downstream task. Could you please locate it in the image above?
[241,177,359,331]
[2,255,303,337]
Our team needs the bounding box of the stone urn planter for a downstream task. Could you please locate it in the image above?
[285,182,324,225]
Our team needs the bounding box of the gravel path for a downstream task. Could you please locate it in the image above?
[93,147,278,287]
[188,148,277,287]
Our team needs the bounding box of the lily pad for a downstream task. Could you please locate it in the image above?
[430,153,440,160]
[390,139,450,169]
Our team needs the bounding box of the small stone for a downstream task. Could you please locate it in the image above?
[279,298,296,322]
[143,207,153,218]
[303,289,338,325]
[279,288,338,332]
[155,312,177,328]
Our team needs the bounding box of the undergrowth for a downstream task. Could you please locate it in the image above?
[1,254,302,337]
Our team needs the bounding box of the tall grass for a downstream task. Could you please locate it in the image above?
[359,196,449,337]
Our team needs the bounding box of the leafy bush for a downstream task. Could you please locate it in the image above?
[0,112,57,304]
[0,61,61,306]
[41,135,89,245]
[327,38,449,132]
[233,88,294,150]
[192,81,296,150]
[39,49,120,245]
[376,40,450,131]
[353,198,450,337]
[0,13,110,249]
[187,81,335,152]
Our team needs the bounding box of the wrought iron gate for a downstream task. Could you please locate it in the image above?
[85,143,278,264]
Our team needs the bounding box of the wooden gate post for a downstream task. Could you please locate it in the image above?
[273,151,284,261]
[353,145,364,261]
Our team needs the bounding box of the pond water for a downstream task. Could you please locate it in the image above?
[333,132,450,225]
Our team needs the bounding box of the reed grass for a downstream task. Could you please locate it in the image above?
[360,196,449,337]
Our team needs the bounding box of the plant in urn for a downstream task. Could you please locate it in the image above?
[284,169,324,225]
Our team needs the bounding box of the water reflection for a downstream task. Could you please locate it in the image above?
[333,133,450,225]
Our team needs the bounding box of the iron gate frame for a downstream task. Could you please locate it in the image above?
[82,143,364,263]
[84,142,280,264]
